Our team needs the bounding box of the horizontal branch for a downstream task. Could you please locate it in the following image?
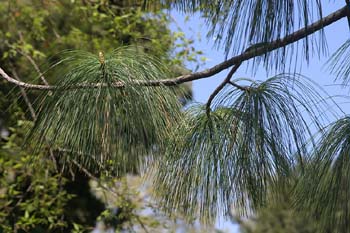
[0,6,348,90]
[0,67,125,90]
[0,67,55,90]
[147,5,349,86]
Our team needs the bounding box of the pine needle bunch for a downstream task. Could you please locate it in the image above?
[296,116,350,233]
[28,47,182,174]
[328,39,350,85]
[153,105,234,223]
[216,75,324,212]
[154,74,328,223]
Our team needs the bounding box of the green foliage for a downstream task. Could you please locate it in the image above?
[96,178,139,231]
[234,166,317,233]
[295,116,350,233]
[90,175,217,232]
[154,74,329,223]
[0,0,202,79]
[28,48,183,174]
[239,203,317,233]
[0,0,197,231]
[0,121,72,233]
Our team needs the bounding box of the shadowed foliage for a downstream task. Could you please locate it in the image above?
[295,116,350,233]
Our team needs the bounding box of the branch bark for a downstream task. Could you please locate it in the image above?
[0,6,348,90]
[0,67,56,90]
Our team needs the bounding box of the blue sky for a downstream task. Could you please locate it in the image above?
[170,2,349,232]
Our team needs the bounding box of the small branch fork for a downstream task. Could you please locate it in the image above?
[0,6,349,90]
[204,39,271,115]
[205,62,244,115]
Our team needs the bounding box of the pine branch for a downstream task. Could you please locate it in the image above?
[205,42,267,115]
[0,67,55,90]
[149,6,348,86]
[346,0,350,30]
[0,67,124,90]
[0,6,348,90]
[205,63,243,115]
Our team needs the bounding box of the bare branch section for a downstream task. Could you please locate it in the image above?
[0,67,125,90]
[0,6,348,90]
[0,67,55,90]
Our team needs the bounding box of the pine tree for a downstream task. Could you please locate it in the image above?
[2,1,350,232]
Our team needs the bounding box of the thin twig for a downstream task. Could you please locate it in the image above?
[0,67,55,89]
[48,149,59,173]
[70,158,120,197]
[228,81,249,90]
[204,42,265,115]
[0,6,348,90]
[16,49,49,86]
[12,60,59,171]
[10,68,37,120]
[135,216,150,233]
[16,31,50,86]
[205,63,243,115]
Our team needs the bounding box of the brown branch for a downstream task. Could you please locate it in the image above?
[227,80,248,90]
[205,63,243,115]
[11,62,59,171]
[0,67,55,90]
[346,0,350,30]
[204,41,269,115]
[0,6,348,90]
[0,67,125,90]
[135,216,150,233]
[146,5,349,86]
